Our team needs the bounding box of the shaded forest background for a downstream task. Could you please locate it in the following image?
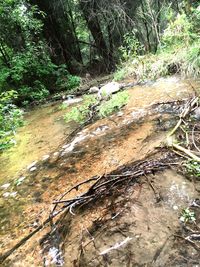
[0,0,199,149]
[0,0,199,101]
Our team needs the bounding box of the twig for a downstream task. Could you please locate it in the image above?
[0,157,174,264]
[0,208,64,264]
[174,235,200,252]
[168,97,198,137]
[172,143,200,162]
[99,237,132,255]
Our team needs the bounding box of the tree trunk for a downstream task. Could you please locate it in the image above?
[79,0,111,71]
[29,0,83,72]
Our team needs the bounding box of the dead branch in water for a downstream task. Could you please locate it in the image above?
[0,155,176,264]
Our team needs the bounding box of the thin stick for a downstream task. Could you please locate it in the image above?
[0,208,64,264]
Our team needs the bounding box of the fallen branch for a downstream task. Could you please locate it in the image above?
[0,156,175,264]
[172,143,200,163]
[168,97,198,137]
[0,208,64,264]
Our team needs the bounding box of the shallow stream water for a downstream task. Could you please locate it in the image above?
[0,76,200,266]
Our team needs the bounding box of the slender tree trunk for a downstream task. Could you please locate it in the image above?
[141,0,151,52]
[0,41,10,67]
[65,0,83,64]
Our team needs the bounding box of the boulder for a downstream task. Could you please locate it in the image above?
[98,82,120,99]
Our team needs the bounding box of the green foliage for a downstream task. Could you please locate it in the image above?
[115,6,200,81]
[162,13,193,48]
[180,208,196,223]
[119,31,141,62]
[113,68,128,81]
[63,95,97,124]
[19,82,50,103]
[0,1,81,105]
[64,91,129,124]
[59,103,68,110]
[184,160,200,178]
[0,90,23,150]
[98,92,129,117]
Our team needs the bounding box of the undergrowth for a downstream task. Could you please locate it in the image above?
[63,91,129,124]
[99,92,129,117]
[63,95,97,124]
[0,91,24,151]
[114,8,200,81]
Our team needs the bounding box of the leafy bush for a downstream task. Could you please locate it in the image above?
[55,64,81,91]
[0,90,24,150]
[162,13,193,48]
[19,81,50,103]
[119,31,141,62]
[98,92,129,117]
[113,68,128,81]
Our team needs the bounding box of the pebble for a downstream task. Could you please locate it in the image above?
[173,205,178,210]
[18,176,25,182]
[3,191,17,198]
[117,111,124,117]
[27,161,37,170]
[3,192,10,198]
[42,155,50,161]
[10,192,17,197]
[1,183,11,189]
[30,166,37,172]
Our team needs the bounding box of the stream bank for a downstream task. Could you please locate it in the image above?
[0,76,200,266]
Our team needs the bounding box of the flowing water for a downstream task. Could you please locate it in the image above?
[0,76,200,266]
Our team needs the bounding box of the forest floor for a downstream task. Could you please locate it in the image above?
[0,76,200,266]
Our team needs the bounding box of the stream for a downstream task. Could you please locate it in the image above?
[0,76,200,266]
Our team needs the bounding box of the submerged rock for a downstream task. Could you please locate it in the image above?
[42,155,50,161]
[30,166,37,172]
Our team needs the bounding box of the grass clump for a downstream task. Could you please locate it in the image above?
[98,91,129,117]
[63,95,97,124]
[180,208,196,223]
[63,91,129,124]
